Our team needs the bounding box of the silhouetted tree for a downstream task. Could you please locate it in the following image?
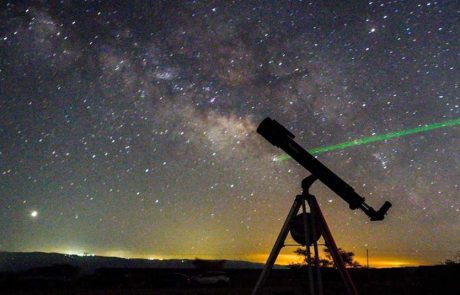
[444,251,460,265]
[292,247,360,268]
[324,247,361,268]
[291,248,332,268]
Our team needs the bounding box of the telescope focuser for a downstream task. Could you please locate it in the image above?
[364,201,392,221]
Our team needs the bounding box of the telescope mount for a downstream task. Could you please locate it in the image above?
[252,175,359,295]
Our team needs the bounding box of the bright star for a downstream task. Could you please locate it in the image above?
[30,210,38,218]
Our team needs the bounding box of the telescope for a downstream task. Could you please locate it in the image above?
[257,117,391,221]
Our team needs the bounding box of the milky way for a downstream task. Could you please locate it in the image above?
[1,1,459,267]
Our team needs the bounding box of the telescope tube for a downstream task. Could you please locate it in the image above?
[257,117,391,221]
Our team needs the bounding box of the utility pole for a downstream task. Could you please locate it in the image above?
[366,248,369,268]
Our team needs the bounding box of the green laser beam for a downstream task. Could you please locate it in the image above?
[274,117,460,162]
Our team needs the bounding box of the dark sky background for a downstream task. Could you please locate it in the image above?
[1,1,459,267]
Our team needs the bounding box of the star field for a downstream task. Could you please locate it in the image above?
[1,1,459,267]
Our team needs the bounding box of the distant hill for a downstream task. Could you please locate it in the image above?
[0,251,265,273]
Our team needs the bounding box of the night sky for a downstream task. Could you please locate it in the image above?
[1,1,459,267]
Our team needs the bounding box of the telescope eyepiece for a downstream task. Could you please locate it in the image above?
[370,201,392,221]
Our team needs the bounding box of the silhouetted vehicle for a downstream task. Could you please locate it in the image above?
[191,271,230,286]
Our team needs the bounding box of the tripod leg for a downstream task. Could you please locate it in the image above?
[252,196,303,295]
[301,201,315,295]
[308,196,358,295]
[309,199,323,295]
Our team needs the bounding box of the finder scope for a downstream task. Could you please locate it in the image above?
[257,117,392,221]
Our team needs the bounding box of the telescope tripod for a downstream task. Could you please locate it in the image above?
[252,175,358,295]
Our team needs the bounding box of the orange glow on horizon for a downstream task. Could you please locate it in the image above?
[38,247,432,268]
[247,253,429,268]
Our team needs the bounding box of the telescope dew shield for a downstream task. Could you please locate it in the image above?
[257,117,392,221]
[257,118,295,147]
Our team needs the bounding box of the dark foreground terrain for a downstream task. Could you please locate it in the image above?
[1,265,459,295]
